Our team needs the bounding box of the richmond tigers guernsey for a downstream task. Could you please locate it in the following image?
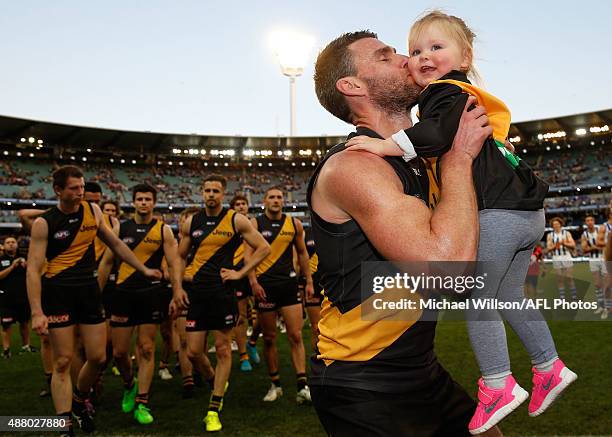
[306,133,439,394]
[42,201,98,286]
[255,214,296,283]
[116,219,164,290]
[186,208,241,289]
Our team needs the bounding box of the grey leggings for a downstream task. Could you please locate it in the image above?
[466,209,558,376]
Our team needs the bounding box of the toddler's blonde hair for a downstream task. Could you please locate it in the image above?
[409,10,484,86]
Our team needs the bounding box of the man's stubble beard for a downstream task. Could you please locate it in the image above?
[364,75,420,118]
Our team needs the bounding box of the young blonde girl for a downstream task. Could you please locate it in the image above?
[346,11,577,434]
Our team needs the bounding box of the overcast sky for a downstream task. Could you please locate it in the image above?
[1,0,610,137]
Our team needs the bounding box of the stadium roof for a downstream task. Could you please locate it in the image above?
[0,108,610,151]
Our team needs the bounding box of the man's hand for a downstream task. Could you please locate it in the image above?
[504,139,515,154]
[305,282,314,299]
[220,268,242,282]
[345,136,402,157]
[31,313,48,336]
[144,268,163,282]
[171,288,190,314]
[447,96,492,161]
[252,282,266,301]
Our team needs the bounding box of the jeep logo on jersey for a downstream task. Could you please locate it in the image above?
[144,237,162,244]
[122,237,135,244]
[192,230,204,238]
[80,224,97,232]
[212,229,233,238]
[262,230,273,238]
[54,230,70,240]
[280,230,294,236]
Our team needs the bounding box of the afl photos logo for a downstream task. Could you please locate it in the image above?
[54,230,70,240]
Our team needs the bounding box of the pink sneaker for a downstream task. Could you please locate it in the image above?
[468,375,528,435]
[528,358,577,417]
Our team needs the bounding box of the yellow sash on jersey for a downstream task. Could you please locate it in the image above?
[233,242,245,266]
[255,216,295,277]
[309,252,318,274]
[116,220,163,285]
[316,287,422,365]
[189,210,237,277]
[45,202,97,278]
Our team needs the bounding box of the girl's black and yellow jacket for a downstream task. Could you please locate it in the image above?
[402,70,548,211]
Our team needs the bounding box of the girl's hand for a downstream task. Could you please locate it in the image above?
[345,136,403,157]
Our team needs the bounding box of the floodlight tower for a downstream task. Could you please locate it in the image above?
[270,30,315,137]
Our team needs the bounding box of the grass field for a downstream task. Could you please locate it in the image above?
[0,263,610,436]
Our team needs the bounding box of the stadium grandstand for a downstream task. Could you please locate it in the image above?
[0,109,610,228]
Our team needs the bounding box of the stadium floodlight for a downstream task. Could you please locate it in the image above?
[37,139,43,144]
[20,137,26,142]
[28,137,35,143]
[575,128,587,136]
[590,125,609,133]
[270,29,315,137]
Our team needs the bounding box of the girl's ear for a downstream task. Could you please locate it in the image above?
[460,48,472,73]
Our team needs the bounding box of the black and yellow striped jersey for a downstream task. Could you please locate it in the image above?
[233,242,245,269]
[116,218,164,290]
[42,201,98,285]
[304,227,318,275]
[94,214,113,266]
[186,208,241,289]
[306,138,438,394]
[255,214,296,283]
